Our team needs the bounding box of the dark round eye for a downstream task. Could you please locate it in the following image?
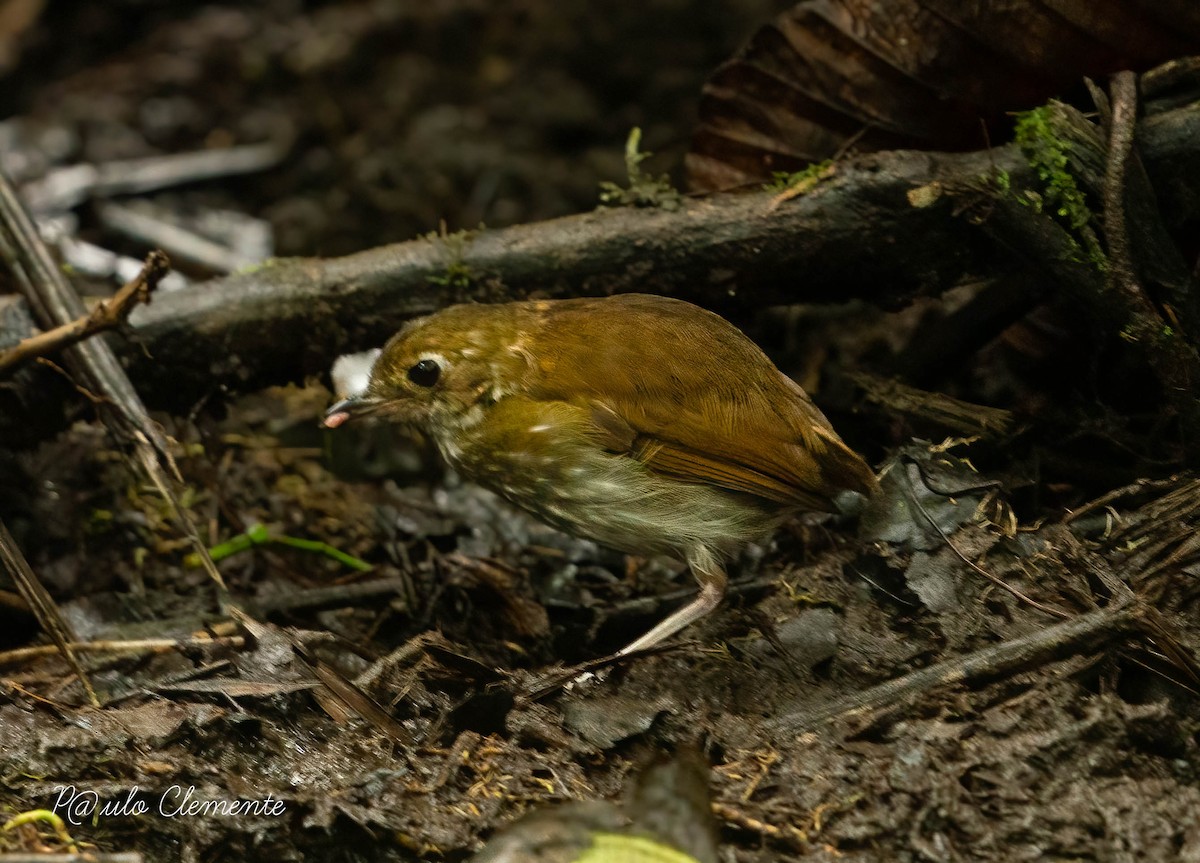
[407,359,441,387]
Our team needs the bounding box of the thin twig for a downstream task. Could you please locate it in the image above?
[0,166,232,601]
[0,634,246,668]
[228,607,414,745]
[1103,72,1142,306]
[0,519,98,706]
[133,434,227,593]
[1062,475,1185,524]
[902,460,1069,619]
[0,250,168,376]
[1060,532,1200,689]
[711,802,808,851]
[34,356,108,405]
[1099,72,1200,445]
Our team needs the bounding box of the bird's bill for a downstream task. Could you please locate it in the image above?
[322,393,384,428]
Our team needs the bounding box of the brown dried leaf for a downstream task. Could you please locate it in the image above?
[689,0,1200,191]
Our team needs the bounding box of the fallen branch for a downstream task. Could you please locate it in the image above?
[767,604,1142,737]
[0,250,168,376]
[1,93,1198,444]
[849,371,1018,438]
[19,140,290,215]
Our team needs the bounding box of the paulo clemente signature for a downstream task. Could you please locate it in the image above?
[52,784,287,825]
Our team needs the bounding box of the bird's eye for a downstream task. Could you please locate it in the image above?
[407,359,441,387]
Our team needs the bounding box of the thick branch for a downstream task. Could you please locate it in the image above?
[1,98,1199,444]
[2,148,1004,443]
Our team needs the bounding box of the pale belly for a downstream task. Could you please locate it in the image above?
[446,437,780,560]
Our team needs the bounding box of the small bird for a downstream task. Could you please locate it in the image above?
[324,294,875,655]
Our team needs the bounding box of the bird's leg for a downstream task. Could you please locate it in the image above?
[616,545,728,656]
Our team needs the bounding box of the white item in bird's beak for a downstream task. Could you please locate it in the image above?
[330,348,381,401]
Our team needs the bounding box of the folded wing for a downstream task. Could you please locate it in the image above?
[524,295,876,509]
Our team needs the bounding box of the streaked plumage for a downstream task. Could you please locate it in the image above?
[326,294,875,654]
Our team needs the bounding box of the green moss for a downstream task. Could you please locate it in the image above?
[598,127,682,210]
[1013,105,1106,270]
[429,261,475,289]
[85,508,114,536]
[424,226,478,289]
[1014,107,1089,229]
[234,257,280,276]
[764,159,834,194]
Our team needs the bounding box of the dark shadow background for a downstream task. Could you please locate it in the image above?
[2,0,784,259]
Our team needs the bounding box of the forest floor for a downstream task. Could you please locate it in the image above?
[1,2,1198,861]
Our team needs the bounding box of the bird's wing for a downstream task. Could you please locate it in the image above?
[584,398,860,509]
[523,296,876,509]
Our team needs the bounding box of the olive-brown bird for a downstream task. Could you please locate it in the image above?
[324,294,875,655]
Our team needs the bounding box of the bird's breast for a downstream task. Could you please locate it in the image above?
[446,410,779,559]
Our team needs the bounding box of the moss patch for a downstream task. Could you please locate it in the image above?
[1013,104,1106,270]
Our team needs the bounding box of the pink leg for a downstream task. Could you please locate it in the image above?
[616,545,728,656]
